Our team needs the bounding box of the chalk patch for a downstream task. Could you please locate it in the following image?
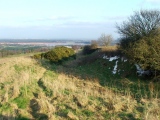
[112,60,118,74]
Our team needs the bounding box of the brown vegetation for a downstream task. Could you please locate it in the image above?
[0,54,159,119]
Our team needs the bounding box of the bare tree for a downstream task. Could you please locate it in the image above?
[90,40,98,49]
[98,34,113,47]
[117,10,160,40]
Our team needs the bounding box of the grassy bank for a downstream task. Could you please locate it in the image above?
[0,51,159,119]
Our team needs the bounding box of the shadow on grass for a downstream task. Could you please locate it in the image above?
[0,99,48,120]
[29,99,48,120]
[0,115,30,120]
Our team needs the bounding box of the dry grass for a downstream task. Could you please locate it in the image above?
[0,55,160,120]
[100,45,118,51]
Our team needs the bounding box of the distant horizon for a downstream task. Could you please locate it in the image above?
[0,38,94,41]
[0,35,120,41]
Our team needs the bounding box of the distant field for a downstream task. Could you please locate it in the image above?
[0,44,51,58]
[0,39,92,58]
[0,39,91,46]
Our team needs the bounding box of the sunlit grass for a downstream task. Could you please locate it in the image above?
[0,52,159,120]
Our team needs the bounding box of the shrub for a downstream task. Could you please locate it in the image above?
[82,45,97,55]
[117,9,160,78]
[117,9,160,56]
[124,35,160,77]
[44,46,75,63]
[33,54,42,59]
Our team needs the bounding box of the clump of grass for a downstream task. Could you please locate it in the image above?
[16,116,30,120]
[82,109,94,117]
[12,82,20,99]
[118,112,136,120]
[0,102,11,112]
[14,64,24,72]
[56,109,69,117]
[13,96,29,109]
[43,70,58,79]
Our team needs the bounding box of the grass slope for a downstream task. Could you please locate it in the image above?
[0,54,159,120]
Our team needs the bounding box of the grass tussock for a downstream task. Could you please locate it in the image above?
[0,52,160,120]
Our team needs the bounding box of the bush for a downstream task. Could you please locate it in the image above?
[117,9,160,55]
[44,46,75,63]
[82,45,97,55]
[33,54,42,59]
[124,35,160,76]
[117,9,160,78]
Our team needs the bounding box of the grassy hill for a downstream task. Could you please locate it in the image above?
[0,51,160,120]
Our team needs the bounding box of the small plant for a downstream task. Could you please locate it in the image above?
[82,109,94,117]
[118,112,136,120]
[56,109,70,117]
[0,102,11,112]
[14,64,23,72]
[63,89,70,95]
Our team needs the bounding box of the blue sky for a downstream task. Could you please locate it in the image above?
[0,0,160,40]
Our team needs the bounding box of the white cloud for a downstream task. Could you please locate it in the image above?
[35,16,75,22]
[147,0,160,2]
[54,20,112,28]
[106,16,127,22]
[145,0,160,4]
[138,0,160,9]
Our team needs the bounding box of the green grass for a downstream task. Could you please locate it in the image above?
[56,108,70,117]
[63,89,70,95]
[14,64,24,72]
[59,57,160,99]
[14,64,37,73]
[82,109,94,117]
[13,96,30,109]
[0,103,11,112]
[44,70,57,78]
[118,112,137,120]
[16,116,30,120]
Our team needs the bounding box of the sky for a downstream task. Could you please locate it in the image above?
[0,0,160,40]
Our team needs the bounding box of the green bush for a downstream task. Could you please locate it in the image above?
[117,10,160,78]
[33,54,42,59]
[44,46,75,63]
[124,35,160,76]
